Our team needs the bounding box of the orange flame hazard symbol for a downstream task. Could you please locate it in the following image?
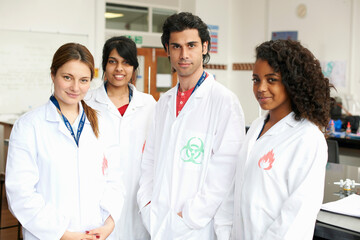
[258,149,275,170]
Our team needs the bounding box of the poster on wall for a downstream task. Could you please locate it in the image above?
[271,31,298,41]
[208,25,218,53]
[320,61,346,88]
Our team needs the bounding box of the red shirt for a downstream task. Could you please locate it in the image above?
[176,87,194,117]
[118,104,129,116]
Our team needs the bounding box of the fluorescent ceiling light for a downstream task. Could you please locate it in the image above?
[105,12,124,18]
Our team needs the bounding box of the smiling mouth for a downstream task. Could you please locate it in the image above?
[114,74,125,80]
[258,96,271,102]
[67,93,80,98]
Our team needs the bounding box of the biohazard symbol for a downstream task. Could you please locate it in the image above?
[180,137,204,164]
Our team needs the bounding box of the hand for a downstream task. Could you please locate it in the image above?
[85,215,115,240]
[177,211,183,218]
[60,230,97,240]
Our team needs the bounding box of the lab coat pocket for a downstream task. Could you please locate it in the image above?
[140,203,151,234]
[170,211,193,239]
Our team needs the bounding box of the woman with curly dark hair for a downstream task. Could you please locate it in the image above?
[231,39,332,240]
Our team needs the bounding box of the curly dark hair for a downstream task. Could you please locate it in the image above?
[255,39,334,129]
[161,12,211,65]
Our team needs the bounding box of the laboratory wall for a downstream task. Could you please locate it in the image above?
[226,0,359,124]
[1,0,358,120]
[228,0,268,125]
[0,0,105,114]
[267,0,354,106]
[350,0,360,115]
[0,0,104,63]
[190,0,360,125]
[1,0,360,167]
[195,0,231,88]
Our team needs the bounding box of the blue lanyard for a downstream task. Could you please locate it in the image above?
[129,85,133,102]
[191,71,207,95]
[178,71,207,96]
[50,95,85,147]
[104,82,133,102]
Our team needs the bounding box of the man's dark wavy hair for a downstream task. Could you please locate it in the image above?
[161,12,211,65]
[255,39,334,129]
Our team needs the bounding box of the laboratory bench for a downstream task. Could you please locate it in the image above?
[329,136,360,149]
[314,162,360,239]
[328,134,360,167]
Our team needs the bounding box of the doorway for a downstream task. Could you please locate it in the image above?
[136,48,177,100]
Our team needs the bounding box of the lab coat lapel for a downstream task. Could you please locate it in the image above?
[46,100,90,145]
[94,85,120,118]
[245,115,267,169]
[166,86,178,120]
[45,100,75,143]
[175,73,211,119]
[93,84,109,105]
[246,112,298,167]
[262,112,298,137]
[124,84,144,117]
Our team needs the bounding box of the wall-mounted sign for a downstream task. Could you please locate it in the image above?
[321,61,346,87]
[125,35,143,44]
[208,24,219,53]
[271,31,298,41]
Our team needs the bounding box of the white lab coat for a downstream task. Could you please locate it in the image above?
[5,100,124,240]
[85,84,156,240]
[137,73,245,240]
[232,112,327,240]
